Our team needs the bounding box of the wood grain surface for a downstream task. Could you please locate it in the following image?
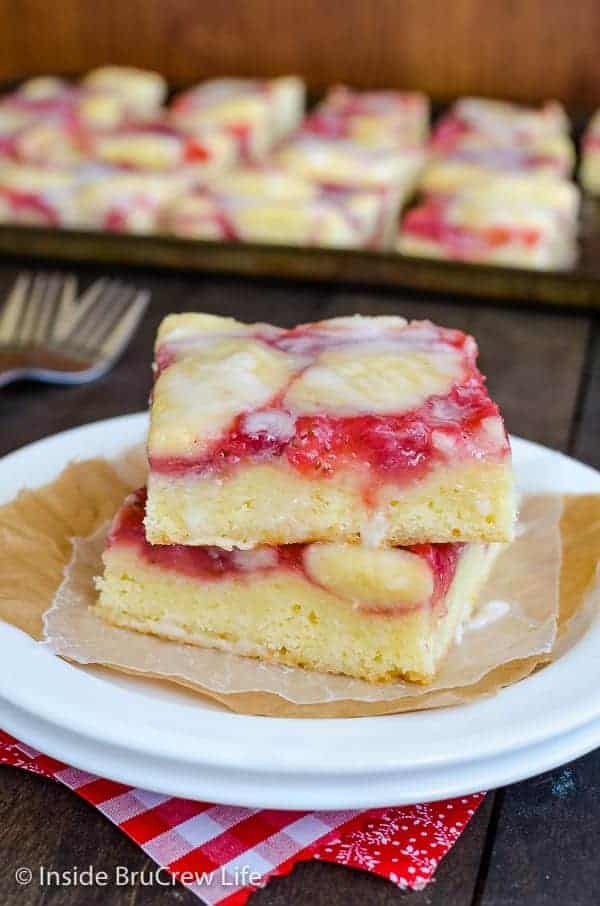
[0,261,598,905]
[2,1,600,107]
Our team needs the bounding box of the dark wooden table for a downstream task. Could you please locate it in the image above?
[0,261,598,906]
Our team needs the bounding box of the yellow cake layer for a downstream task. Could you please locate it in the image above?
[145,460,515,549]
[95,541,498,683]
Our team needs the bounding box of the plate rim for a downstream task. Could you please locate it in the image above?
[2,681,600,809]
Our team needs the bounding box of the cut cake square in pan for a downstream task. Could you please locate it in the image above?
[164,165,396,249]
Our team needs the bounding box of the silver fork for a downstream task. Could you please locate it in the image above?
[0,272,150,387]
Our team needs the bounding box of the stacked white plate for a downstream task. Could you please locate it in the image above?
[1,414,599,809]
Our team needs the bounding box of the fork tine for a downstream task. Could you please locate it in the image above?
[96,290,150,362]
[86,285,137,349]
[75,284,141,352]
[0,271,149,387]
[21,273,44,343]
[46,274,77,344]
[29,272,66,345]
[52,277,108,345]
[64,280,129,350]
[0,273,32,345]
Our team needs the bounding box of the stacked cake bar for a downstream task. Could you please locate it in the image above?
[580,111,600,195]
[399,97,580,269]
[95,313,516,684]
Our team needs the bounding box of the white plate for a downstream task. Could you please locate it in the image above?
[0,413,599,809]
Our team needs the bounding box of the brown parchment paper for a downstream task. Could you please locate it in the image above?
[0,446,146,639]
[43,492,562,713]
[0,448,598,718]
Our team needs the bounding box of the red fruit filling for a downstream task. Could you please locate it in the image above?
[108,488,463,610]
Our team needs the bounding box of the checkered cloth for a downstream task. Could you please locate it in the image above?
[1,730,483,904]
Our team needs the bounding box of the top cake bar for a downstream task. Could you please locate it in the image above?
[145,314,515,549]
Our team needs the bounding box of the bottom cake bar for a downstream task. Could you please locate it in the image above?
[94,489,500,684]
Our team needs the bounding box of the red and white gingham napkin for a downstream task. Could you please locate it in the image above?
[0,730,483,904]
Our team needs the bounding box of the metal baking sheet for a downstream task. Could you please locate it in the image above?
[0,83,598,311]
[0,204,598,310]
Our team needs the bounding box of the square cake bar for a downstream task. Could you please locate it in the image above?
[398,175,580,270]
[419,147,574,196]
[164,165,394,249]
[275,133,424,200]
[82,66,168,119]
[96,489,499,683]
[145,314,515,549]
[88,120,238,183]
[1,68,166,137]
[170,76,305,162]
[0,164,79,226]
[430,97,574,178]
[446,97,569,143]
[77,171,183,233]
[304,84,430,147]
